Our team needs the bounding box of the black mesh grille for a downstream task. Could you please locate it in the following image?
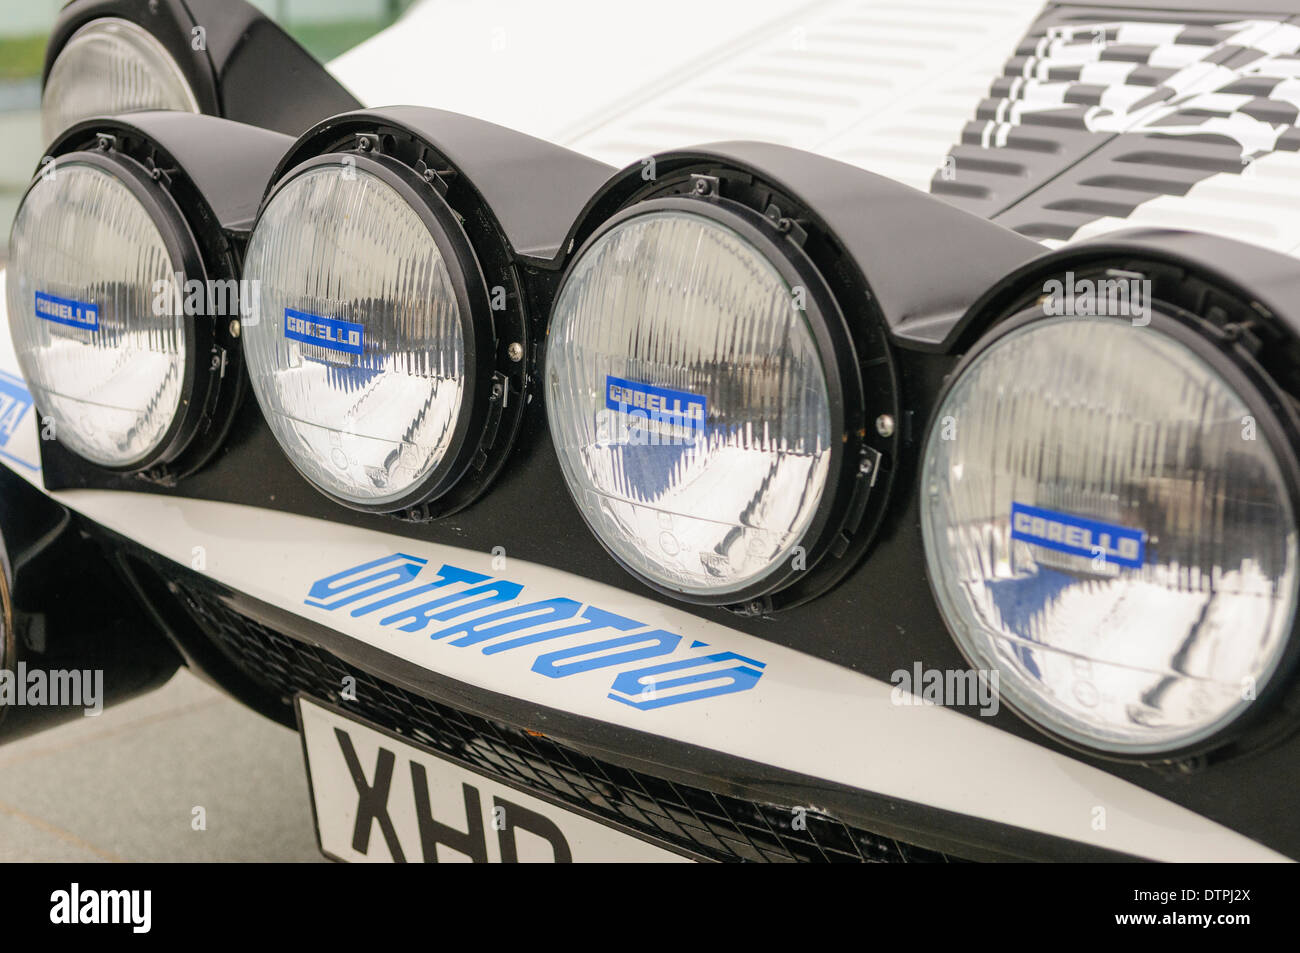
[166,575,954,863]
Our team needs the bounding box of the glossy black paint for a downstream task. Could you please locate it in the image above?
[558,143,1046,352]
[0,467,179,742]
[267,107,617,264]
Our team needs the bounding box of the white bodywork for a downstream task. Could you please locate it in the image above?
[331,0,1300,254]
[331,0,1042,193]
[1,0,1295,862]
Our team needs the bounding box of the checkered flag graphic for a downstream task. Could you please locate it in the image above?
[976,19,1300,160]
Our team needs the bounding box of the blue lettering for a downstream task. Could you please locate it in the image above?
[381,580,524,633]
[349,563,487,618]
[609,652,767,710]
[532,629,681,678]
[433,597,582,647]
[302,555,767,710]
[284,307,365,356]
[1010,501,1146,569]
[304,553,427,610]
[481,605,643,655]
[605,375,706,423]
[34,291,98,331]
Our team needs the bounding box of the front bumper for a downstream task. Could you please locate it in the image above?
[136,551,959,863]
[2,456,1289,861]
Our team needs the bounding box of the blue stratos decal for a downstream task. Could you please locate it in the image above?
[34,291,98,331]
[0,370,37,471]
[1011,502,1145,569]
[606,376,706,425]
[284,308,364,355]
[305,554,766,710]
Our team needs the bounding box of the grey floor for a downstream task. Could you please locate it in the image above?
[0,669,326,862]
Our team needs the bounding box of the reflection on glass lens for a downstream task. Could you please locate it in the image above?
[547,209,832,597]
[243,163,467,506]
[922,315,1298,753]
[7,162,186,467]
[43,18,199,143]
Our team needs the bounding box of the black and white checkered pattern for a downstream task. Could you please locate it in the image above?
[934,15,1300,239]
[979,19,1300,153]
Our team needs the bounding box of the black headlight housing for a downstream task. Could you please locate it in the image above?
[547,142,1043,611]
[924,227,1300,765]
[241,107,615,519]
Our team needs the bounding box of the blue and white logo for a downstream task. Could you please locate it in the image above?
[305,553,766,710]
[602,376,706,446]
[284,308,364,355]
[605,376,706,424]
[1011,502,1146,569]
[34,291,98,331]
[0,370,36,471]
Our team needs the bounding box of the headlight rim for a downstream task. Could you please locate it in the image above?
[544,188,879,611]
[244,148,501,517]
[921,278,1300,765]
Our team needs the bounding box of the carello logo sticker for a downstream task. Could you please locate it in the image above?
[606,376,705,424]
[34,291,98,331]
[1011,502,1145,569]
[304,553,765,711]
[284,308,364,355]
[603,376,706,445]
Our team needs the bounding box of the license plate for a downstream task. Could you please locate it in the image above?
[297,697,693,863]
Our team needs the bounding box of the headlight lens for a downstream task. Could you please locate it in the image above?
[6,161,188,469]
[42,18,199,144]
[242,159,471,509]
[921,313,1299,755]
[546,206,835,599]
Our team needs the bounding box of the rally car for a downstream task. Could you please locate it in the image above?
[1,0,1298,862]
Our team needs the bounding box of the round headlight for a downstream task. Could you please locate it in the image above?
[42,18,199,144]
[6,156,194,470]
[546,197,874,605]
[243,155,491,512]
[922,310,1300,756]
